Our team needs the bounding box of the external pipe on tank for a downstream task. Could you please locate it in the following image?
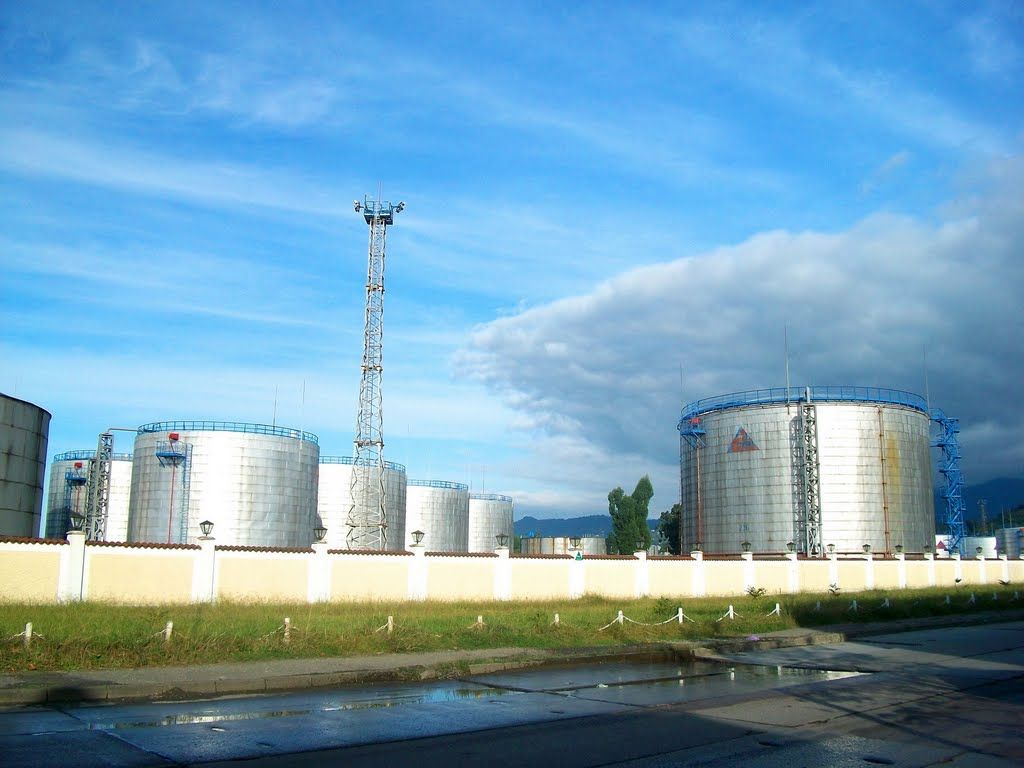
[877,407,892,556]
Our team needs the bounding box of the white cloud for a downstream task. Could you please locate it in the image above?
[459,157,1024,511]
[0,129,350,219]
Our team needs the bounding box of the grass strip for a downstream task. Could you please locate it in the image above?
[1,586,1020,673]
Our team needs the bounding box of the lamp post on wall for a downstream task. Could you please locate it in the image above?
[411,530,425,547]
[199,519,214,538]
[314,525,327,543]
[495,532,509,549]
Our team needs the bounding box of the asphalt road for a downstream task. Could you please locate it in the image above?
[2,621,1021,767]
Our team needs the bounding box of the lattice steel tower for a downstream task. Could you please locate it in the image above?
[346,195,404,549]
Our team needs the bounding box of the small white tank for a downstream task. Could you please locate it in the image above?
[406,480,469,551]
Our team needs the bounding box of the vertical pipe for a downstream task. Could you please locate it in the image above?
[695,444,704,546]
[167,462,177,545]
[877,408,891,556]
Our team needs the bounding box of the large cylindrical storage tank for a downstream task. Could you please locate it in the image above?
[317,456,407,550]
[996,528,1023,559]
[405,479,469,552]
[679,387,935,556]
[468,493,514,552]
[128,421,319,547]
[0,393,51,537]
[44,451,133,540]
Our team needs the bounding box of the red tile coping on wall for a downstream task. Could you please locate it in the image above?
[86,540,200,550]
[0,536,68,545]
[327,549,414,556]
[215,544,314,554]
[648,555,695,560]
[425,551,499,558]
[509,553,573,559]
[582,554,637,560]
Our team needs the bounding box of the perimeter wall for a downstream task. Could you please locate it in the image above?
[2,535,1022,604]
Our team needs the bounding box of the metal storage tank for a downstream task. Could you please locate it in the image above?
[317,456,407,551]
[961,536,997,559]
[468,493,514,552]
[44,450,133,540]
[405,479,469,552]
[0,393,51,537]
[519,536,607,556]
[128,421,319,547]
[996,527,1023,559]
[679,386,935,556]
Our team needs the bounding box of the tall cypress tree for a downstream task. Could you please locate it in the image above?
[608,475,654,554]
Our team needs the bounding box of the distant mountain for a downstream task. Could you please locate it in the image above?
[514,515,660,538]
[934,478,1024,524]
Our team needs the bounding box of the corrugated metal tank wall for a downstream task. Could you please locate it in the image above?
[44,451,133,540]
[316,456,407,550]
[467,493,514,552]
[405,480,469,552]
[996,528,1023,559]
[519,536,607,555]
[0,393,51,537]
[680,387,935,555]
[128,421,319,547]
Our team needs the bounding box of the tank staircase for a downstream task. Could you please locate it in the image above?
[59,466,88,535]
[155,439,192,543]
[930,408,966,556]
[678,417,707,550]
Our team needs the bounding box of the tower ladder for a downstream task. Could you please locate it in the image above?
[800,388,823,556]
[85,432,113,541]
[931,408,966,555]
[347,196,404,549]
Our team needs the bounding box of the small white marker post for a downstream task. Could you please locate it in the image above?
[814,600,821,612]
[880,598,891,609]
[716,605,737,622]
[163,621,173,645]
[945,595,951,605]
[387,615,394,634]
[766,603,781,617]
[849,599,859,613]
[284,617,292,644]
[23,622,32,651]
[553,613,560,626]
[967,593,976,605]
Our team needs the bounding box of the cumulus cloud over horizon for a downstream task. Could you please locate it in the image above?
[459,158,1024,513]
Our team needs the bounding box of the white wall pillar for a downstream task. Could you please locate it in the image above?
[924,551,936,586]
[896,551,907,589]
[59,531,87,602]
[690,550,705,597]
[977,551,987,585]
[634,550,649,598]
[952,552,962,585]
[741,551,755,592]
[569,552,585,599]
[786,552,799,593]
[828,551,839,590]
[191,536,217,603]
[864,551,875,590]
[999,554,1009,584]
[494,547,511,601]
[408,547,427,601]
[307,542,331,603]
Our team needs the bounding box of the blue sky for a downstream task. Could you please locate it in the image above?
[3,1,1022,522]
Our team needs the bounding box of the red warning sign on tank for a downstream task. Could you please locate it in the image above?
[729,427,758,453]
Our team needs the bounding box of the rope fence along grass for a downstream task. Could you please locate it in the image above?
[1,587,1021,673]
